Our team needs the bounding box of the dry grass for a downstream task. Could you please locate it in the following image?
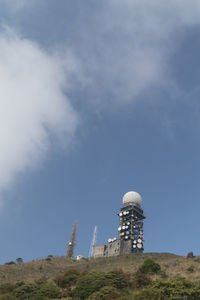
[0,253,200,284]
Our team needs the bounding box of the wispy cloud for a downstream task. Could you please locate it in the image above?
[2,0,200,105]
[0,28,78,205]
[68,0,200,105]
[0,0,37,11]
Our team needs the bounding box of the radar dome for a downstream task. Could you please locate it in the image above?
[122,191,142,207]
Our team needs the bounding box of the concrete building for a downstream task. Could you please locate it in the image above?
[92,191,145,258]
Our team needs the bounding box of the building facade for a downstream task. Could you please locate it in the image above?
[92,191,145,258]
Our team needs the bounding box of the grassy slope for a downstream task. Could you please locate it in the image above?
[0,253,199,284]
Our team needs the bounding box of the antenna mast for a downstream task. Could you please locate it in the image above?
[89,225,97,258]
[66,221,77,259]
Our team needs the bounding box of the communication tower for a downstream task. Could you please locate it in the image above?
[66,221,77,259]
[118,191,145,253]
[89,225,97,258]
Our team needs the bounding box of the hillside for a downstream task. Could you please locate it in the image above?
[0,252,199,284]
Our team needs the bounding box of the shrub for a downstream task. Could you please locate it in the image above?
[138,259,161,274]
[187,252,194,259]
[45,257,51,261]
[88,286,121,300]
[0,283,17,295]
[149,278,200,299]
[39,283,62,299]
[132,271,152,289]
[187,266,195,273]
[0,295,17,300]
[34,278,47,286]
[14,284,39,299]
[4,261,16,265]
[54,269,81,289]
[73,270,129,299]
[14,283,62,299]
[105,270,130,289]
[133,288,161,300]
[73,272,107,299]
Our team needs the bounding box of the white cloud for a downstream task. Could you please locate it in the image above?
[0,28,78,204]
[74,0,200,105]
[0,0,200,207]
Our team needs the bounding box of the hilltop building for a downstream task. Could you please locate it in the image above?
[92,191,145,258]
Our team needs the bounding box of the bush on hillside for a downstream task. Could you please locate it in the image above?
[138,259,161,274]
[132,288,161,300]
[4,261,16,265]
[149,278,200,299]
[132,271,152,289]
[187,266,195,273]
[34,277,47,286]
[54,269,81,288]
[14,282,62,299]
[88,286,122,300]
[0,294,14,300]
[39,283,62,299]
[104,270,130,289]
[73,270,130,299]
[0,283,17,295]
[187,251,194,259]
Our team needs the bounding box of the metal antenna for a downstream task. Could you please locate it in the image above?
[89,225,97,258]
[66,221,77,259]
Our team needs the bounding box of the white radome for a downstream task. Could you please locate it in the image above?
[122,191,142,207]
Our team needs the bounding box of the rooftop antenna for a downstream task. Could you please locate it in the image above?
[89,225,97,258]
[66,221,77,259]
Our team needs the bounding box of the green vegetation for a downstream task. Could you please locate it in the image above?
[2,260,200,299]
[134,278,200,300]
[2,254,200,299]
[73,270,129,299]
[138,259,161,274]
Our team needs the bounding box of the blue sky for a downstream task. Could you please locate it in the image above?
[0,0,200,263]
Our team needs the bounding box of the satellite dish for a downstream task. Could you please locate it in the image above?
[125,236,128,239]
[118,227,121,231]
[127,222,130,225]
[126,231,129,234]
[123,211,126,215]
[138,239,142,243]
[137,244,142,249]
[133,245,136,248]
[119,212,123,216]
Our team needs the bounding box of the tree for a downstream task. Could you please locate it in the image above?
[138,259,161,274]
[16,258,23,264]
